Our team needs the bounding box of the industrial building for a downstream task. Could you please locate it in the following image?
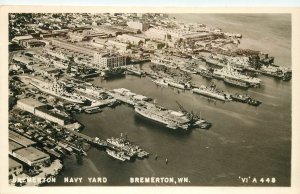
[12,147,50,166]
[17,98,45,114]
[9,131,36,148]
[127,21,149,31]
[144,28,168,41]
[11,35,34,44]
[51,39,97,56]
[9,140,24,154]
[9,158,23,176]
[106,40,129,51]
[35,106,72,126]
[92,25,126,37]
[17,98,72,126]
[20,39,46,48]
[93,53,127,69]
[145,27,215,42]
[117,34,147,45]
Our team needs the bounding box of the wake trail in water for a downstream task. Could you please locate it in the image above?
[143,160,156,176]
[84,157,102,176]
[249,90,279,99]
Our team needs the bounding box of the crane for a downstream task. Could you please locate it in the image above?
[176,101,195,122]
[176,100,187,114]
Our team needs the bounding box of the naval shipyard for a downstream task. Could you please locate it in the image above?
[7,12,291,186]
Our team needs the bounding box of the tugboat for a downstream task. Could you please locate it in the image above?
[231,94,261,106]
[231,94,249,103]
[282,72,292,81]
[246,98,261,106]
[195,119,212,129]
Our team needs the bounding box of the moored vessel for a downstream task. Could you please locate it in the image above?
[192,85,231,101]
[106,149,126,161]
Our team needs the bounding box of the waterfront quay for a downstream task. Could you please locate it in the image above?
[8,13,291,186]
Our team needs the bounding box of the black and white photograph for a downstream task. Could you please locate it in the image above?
[2,6,299,192]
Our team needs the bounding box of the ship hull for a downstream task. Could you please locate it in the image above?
[134,108,183,130]
[198,71,213,79]
[152,79,168,87]
[106,150,126,161]
[30,82,86,104]
[192,89,227,101]
[212,73,224,79]
[224,78,249,88]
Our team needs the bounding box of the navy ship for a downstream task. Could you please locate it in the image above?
[135,102,211,130]
[192,85,232,101]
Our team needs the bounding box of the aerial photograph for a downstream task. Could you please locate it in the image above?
[8,13,291,186]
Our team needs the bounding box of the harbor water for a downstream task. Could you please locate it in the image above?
[49,14,291,186]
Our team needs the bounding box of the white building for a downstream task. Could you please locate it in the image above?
[17,98,44,114]
[145,27,214,42]
[94,53,127,69]
[117,34,147,45]
[144,28,168,41]
[68,32,85,42]
[127,21,149,31]
[17,98,71,126]
[35,106,71,126]
[12,147,50,166]
[12,35,34,44]
[106,40,129,51]
[90,38,107,48]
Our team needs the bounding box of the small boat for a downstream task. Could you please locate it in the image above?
[231,94,249,103]
[84,107,102,114]
[246,98,262,106]
[232,94,261,106]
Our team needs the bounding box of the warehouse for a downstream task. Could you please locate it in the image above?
[17,98,71,126]
[12,147,50,166]
[9,158,23,176]
[17,98,45,114]
[9,140,24,154]
[9,131,36,148]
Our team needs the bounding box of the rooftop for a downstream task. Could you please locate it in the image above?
[9,158,23,168]
[17,98,45,108]
[14,147,50,162]
[9,140,24,152]
[36,106,69,121]
[9,130,36,147]
[12,35,33,41]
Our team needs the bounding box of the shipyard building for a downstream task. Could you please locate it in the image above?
[117,34,147,45]
[93,52,127,69]
[127,21,149,31]
[12,147,50,166]
[9,158,23,176]
[9,131,36,148]
[9,132,50,167]
[51,39,97,56]
[17,98,72,126]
